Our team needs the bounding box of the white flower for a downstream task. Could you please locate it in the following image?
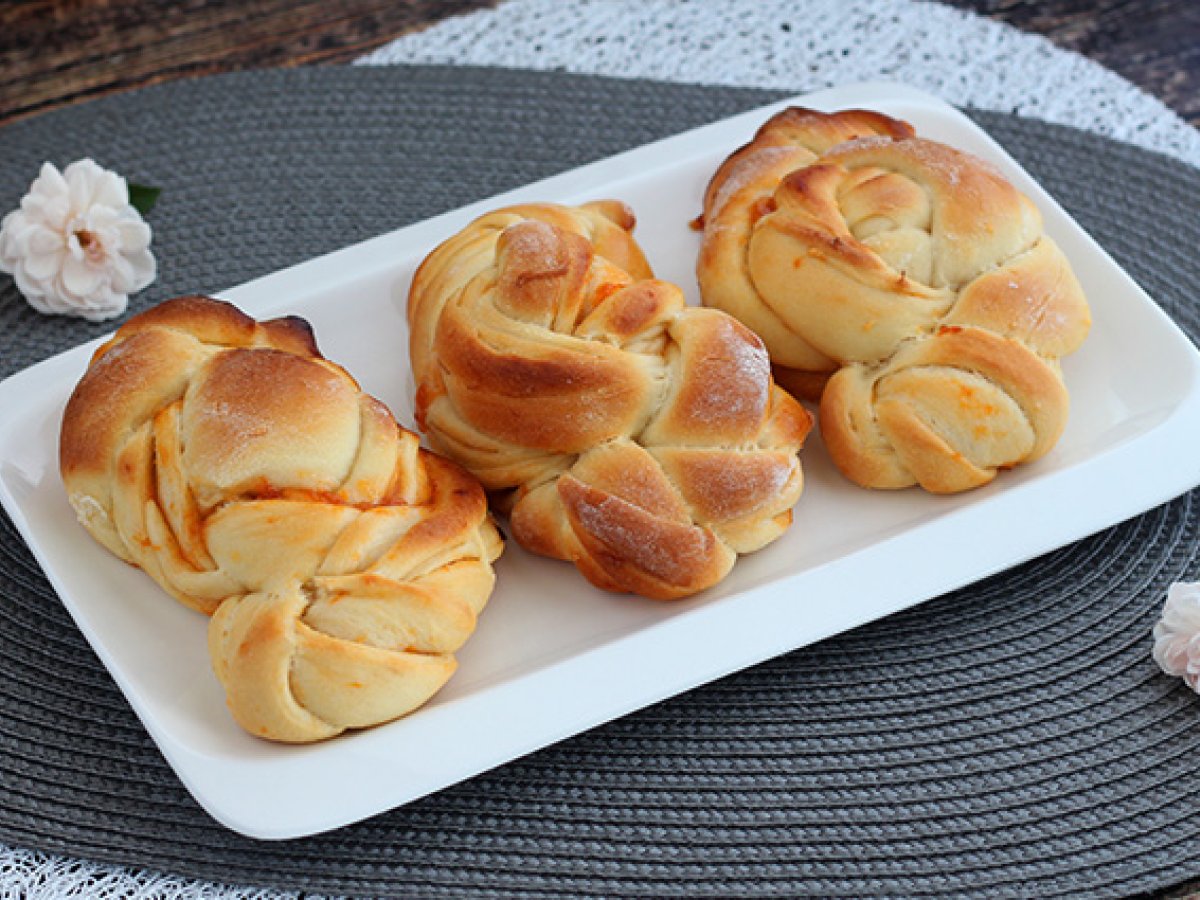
[0,158,155,322]
[1152,581,1200,691]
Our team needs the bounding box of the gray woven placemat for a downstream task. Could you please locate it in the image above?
[1,66,1199,899]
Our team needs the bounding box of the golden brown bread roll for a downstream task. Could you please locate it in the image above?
[697,107,1091,493]
[60,296,503,742]
[408,201,812,600]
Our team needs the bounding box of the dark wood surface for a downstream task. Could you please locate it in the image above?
[943,0,1200,127]
[2,0,1198,129]
[0,0,498,124]
[2,2,1199,897]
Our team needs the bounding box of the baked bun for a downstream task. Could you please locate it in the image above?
[60,296,503,742]
[697,107,1091,493]
[408,202,812,600]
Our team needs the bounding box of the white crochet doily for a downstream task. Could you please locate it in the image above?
[6,0,1198,897]
[357,0,1200,167]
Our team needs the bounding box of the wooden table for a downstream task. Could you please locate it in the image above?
[1,2,1198,898]
[1,0,1197,128]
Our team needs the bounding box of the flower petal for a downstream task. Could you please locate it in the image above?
[125,248,156,291]
[116,216,151,252]
[65,159,112,214]
[76,286,127,322]
[22,246,64,281]
[24,192,69,231]
[31,162,67,199]
[60,252,103,298]
[13,265,48,306]
[84,203,118,230]
[107,252,134,292]
[26,223,65,256]
[4,157,155,319]
[1154,580,1200,693]
[0,210,27,271]
[93,170,128,209]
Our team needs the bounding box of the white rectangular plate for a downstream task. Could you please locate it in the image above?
[2,82,1199,840]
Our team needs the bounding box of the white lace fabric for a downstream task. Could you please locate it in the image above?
[7,0,1199,896]
[0,846,304,900]
[357,0,1200,167]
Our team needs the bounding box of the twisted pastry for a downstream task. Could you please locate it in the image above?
[698,108,1091,493]
[60,296,503,742]
[409,202,811,599]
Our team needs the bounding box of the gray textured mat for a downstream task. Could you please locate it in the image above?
[1,66,1199,898]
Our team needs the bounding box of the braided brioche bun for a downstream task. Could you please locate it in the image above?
[697,107,1091,494]
[60,296,502,742]
[408,202,811,600]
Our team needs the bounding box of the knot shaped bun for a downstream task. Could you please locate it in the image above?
[698,108,1091,493]
[60,296,503,742]
[409,202,812,599]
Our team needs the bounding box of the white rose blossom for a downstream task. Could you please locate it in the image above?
[0,158,156,322]
[1152,581,1200,692]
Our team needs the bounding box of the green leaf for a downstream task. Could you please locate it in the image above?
[127,183,161,216]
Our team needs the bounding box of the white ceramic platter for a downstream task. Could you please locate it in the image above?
[2,82,1198,840]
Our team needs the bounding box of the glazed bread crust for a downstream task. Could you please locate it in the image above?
[60,296,503,742]
[697,108,1091,493]
[698,107,917,401]
[409,202,811,599]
